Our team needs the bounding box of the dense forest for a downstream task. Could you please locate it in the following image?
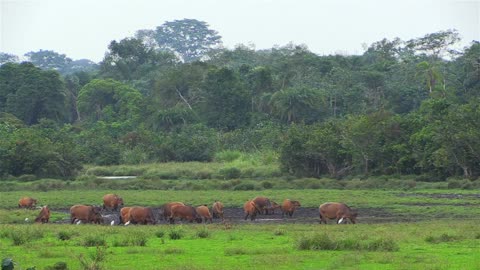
[1,19,479,180]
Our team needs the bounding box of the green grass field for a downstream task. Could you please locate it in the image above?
[0,221,479,270]
[1,182,479,269]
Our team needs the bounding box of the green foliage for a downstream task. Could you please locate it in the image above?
[146,19,222,62]
[77,246,107,270]
[0,124,82,177]
[269,87,326,124]
[168,228,184,240]
[45,262,68,270]
[195,227,211,238]
[214,150,242,162]
[296,233,399,252]
[77,79,142,125]
[201,67,250,131]
[2,30,480,181]
[0,62,67,125]
[425,233,461,244]
[170,124,218,162]
[82,235,107,247]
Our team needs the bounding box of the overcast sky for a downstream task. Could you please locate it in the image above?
[1,0,479,62]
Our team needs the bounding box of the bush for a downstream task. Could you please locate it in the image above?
[296,233,399,252]
[17,174,37,182]
[261,181,274,189]
[82,235,106,247]
[45,262,68,270]
[168,229,184,240]
[233,182,255,191]
[196,228,210,239]
[57,231,76,241]
[425,233,461,243]
[219,167,241,179]
[214,150,241,162]
[164,247,185,254]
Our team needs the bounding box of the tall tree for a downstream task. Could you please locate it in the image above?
[0,52,19,65]
[269,87,326,124]
[0,62,67,125]
[24,50,72,71]
[147,19,222,62]
[77,79,142,126]
[101,37,177,81]
[201,68,249,130]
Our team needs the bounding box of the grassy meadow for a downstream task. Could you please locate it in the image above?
[1,157,480,269]
[0,221,479,270]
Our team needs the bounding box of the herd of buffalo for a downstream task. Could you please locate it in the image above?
[17,194,358,225]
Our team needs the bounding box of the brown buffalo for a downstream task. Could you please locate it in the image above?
[265,201,281,215]
[102,194,124,211]
[119,207,132,224]
[18,197,37,209]
[212,201,224,220]
[253,196,272,215]
[319,202,357,224]
[160,202,185,221]
[70,205,103,224]
[196,205,213,223]
[243,200,260,221]
[169,205,201,224]
[128,207,156,225]
[281,199,301,218]
[34,206,50,223]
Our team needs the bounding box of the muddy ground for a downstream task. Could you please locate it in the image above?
[53,206,425,225]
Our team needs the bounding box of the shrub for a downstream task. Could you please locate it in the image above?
[45,261,68,270]
[296,234,399,252]
[164,247,185,254]
[425,233,461,243]
[233,182,255,191]
[77,246,107,270]
[215,150,241,162]
[8,227,44,246]
[168,229,184,240]
[219,167,241,179]
[296,234,336,250]
[57,231,76,241]
[196,228,210,239]
[112,234,148,247]
[82,235,106,247]
[155,231,165,238]
[18,174,37,182]
[224,247,248,256]
[261,181,274,189]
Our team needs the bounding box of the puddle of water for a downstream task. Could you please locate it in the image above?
[97,176,137,179]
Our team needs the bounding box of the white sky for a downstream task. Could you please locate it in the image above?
[1,0,479,62]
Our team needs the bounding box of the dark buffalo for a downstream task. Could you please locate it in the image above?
[281,199,301,218]
[35,206,50,223]
[243,200,260,221]
[103,194,124,211]
[127,207,156,225]
[119,207,132,224]
[319,202,357,224]
[160,202,185,221]
[265,201,281,215]
[196,205,212,223]
[169,205,201,224]
[252,196,272,215]
[212,201,224,220]
[70,205,103,224]
[18,197,37,209]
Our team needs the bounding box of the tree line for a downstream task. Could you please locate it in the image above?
[1,19,479,180]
